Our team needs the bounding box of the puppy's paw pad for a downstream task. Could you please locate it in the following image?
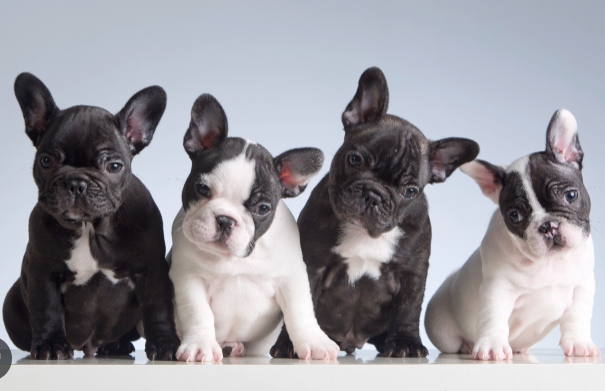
[560,339,601,357]
[381,339,429,358]
[176,339,223,362]
[472,337,512,361]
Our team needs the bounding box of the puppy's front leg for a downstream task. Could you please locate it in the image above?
[172,274,222,362]
[133,256,180,361]
[472,278,516,361]
[26,267,74,360]
[559,274,600,357]
[382,272,428,358]
[274,269,339,360]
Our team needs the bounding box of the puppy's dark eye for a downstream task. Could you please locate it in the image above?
[508,210,524,224]
[403,186,419,200]
[39,155,54,169]
[348,153,362,167]
[196,183,211,197]
[564,189,578,203]
[107,162,123,173]
[255,203,272,216]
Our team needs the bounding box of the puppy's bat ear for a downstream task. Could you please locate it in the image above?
[183,94,228,158]
[14,73,60,147]
[274,148,324,198]
[342,67,389,131]
[460,160,506,204]
[116,86,167,156]
[545,109,583,170]
[428,138,480,184]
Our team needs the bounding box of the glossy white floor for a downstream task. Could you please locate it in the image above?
[2,349,603,390]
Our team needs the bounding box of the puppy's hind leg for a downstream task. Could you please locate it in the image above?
[425,279,465,354]
[3,279,32,351]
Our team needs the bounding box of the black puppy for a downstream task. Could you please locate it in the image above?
[2,73,179,360]
[271,67,479,358]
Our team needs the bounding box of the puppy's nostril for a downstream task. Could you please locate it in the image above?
[216,216,236,233]
[539,221,557,234]
[67,179,88,196]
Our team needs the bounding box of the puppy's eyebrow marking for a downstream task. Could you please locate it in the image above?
[507,156,546,219]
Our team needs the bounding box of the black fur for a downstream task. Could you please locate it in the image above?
[2,73,179,360]
[270,67,479,358]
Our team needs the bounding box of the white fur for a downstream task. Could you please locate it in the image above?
[170,151,338,362]
[63,223,132,289]
[426,156,599,360]
[332,223,403,284]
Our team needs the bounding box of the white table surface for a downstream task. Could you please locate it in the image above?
[2,349,604,390]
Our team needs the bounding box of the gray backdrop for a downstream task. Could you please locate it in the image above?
[0,0,603,352]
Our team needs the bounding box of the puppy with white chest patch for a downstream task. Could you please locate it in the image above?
[169,94,339,362]
[2,73,180,360]
[425,109,600,360]
[270,67,480,358]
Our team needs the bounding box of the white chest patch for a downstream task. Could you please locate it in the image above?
[64,223,130,288]
[332,223,403,284]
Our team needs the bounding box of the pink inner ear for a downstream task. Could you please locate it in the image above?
[460,162,501,202]
[279,163,308,187]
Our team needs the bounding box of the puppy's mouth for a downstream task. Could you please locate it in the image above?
[545,234,565,251]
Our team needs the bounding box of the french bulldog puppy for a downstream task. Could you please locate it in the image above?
[425,109,600,360]
[270,67,480,358]
[169,94,339,362]
[2,73,179,360]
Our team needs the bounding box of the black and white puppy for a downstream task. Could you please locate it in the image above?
[169,94,339,362]
[2,73,179,360]
[270,67,479,358]
[426,109,600,360]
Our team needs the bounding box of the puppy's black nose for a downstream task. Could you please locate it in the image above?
[67,179,88,196]
[538,221,559,235]
[216,216,236,233]
[362,189,382,207]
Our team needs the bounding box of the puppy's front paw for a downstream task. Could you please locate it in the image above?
[146,334,180,361]
[294,333,339,360]
[560,338,601,357]
[381,338,428,358]
[31,336,74,360]
[176,338,223,362]
[472,337,512,361]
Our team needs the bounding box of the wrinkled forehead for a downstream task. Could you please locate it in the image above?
[503,153,582,213]
[39,106,126,155]
[346,121,430,182]
[192,139,280,201]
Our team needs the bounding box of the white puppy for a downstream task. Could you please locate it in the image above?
[169,94,339,362]
[425,109,600,360]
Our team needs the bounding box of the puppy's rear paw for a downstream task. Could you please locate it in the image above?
[294,334,339,360]
[31,337,74,360]
[270,335,298,359]
[176,339,223,362]
[472,337,512,361]
[380,338,428,358]
[97,340,135,356]
[560,338,601,357]
[220,341,245,357]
